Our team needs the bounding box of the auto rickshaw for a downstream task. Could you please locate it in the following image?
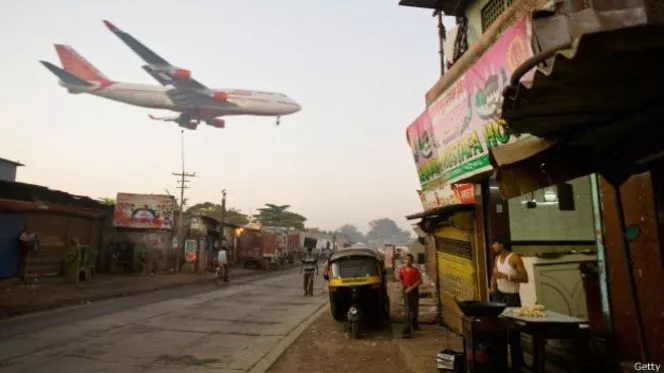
[324,247,390,338]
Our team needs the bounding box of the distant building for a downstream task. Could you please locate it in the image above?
[0,157,24,182]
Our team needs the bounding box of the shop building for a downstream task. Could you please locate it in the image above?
[401,0,663,367]
[0,180,108,279]
[103,193,176,273]
[187,213,243,270]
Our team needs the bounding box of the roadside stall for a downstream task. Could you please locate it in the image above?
[487,23,664,365]
[501,307,590,373]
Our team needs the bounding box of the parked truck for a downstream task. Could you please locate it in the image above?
[237,229,282,269]
[288,231,304,249]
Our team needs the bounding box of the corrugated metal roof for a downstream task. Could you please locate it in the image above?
[487,24,664,197]
[502,24,664,138]
[406,203,473,220]
[0,180,108,212]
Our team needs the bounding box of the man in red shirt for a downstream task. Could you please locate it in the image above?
[399,253,422,338]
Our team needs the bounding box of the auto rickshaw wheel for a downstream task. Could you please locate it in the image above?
[350,322,360,339]
[330,302,345,321]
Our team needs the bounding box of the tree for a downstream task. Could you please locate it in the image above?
[254,203,307,229]
[365,218,412,245]
[335,224,365,243]
[306,227,336,235]
[185,202,249,225]
[98,197,115,206]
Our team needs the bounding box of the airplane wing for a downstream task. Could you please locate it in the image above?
[103,20,207,91]
[103,20,241,110]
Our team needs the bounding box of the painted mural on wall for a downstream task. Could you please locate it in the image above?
[114,193,175,230]
[426,16,533,186]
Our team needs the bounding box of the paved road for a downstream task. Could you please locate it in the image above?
[0,269,328,373]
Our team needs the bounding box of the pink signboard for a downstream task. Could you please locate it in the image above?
[406,111,439,186]
[427,16,534,186]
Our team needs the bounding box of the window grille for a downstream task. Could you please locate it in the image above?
[481,0,513,32]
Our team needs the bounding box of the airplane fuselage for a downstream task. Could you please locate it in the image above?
[71,82,300,118]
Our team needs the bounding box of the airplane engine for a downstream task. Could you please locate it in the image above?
[206,118,225,129]
[172,68,191,80]
[211,91,228,103]
[179,120,198,130]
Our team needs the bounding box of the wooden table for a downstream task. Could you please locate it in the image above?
[501,308,590,373]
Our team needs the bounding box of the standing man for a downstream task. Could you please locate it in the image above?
[217,244,229,282]
[489,237,528,367]
[300,248,318,296]
[399,253,422,338]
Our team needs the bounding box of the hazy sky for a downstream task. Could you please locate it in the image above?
[0,0,453,233]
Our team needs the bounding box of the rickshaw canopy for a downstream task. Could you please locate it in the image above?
[329,247,384,263]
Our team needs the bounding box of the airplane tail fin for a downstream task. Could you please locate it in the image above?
[54,44,112,84]
[40,61,95,87]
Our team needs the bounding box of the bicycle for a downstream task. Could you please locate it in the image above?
[214,264,229,285]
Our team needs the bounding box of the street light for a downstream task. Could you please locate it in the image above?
[234,227,244,237]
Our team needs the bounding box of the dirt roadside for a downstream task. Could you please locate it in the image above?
[266,310,412,373]
[0,266,297,319]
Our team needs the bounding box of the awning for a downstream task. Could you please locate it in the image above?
[406,204,475,233]
[503,24,664,139]
[397,0,461,15]
[489,137,599,198]
[489,24,664,198]
[407,204,472,234]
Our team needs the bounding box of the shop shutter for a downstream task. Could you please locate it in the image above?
[435,233,478,334]
[0,213,28,278]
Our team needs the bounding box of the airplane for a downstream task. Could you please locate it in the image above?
[40,20,301,130]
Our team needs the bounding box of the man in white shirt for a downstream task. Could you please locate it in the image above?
[217,245,229,281]
[489,237,528,367]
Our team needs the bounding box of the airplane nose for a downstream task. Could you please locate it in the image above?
[290,101,302,113]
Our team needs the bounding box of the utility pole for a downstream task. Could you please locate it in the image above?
[172,130,196,272]
[435,9,447,76]
[220,189,227,261]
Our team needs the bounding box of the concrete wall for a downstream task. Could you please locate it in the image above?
[101,228,173,272]
[465,0,489,45]
[508,175,596,245]
[520,254,596,313]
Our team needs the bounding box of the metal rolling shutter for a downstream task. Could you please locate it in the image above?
[436,235,478,334]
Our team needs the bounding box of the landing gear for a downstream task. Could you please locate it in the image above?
[175,113,200,130]
[276,116,281,126]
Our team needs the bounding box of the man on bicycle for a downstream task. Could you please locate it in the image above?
[300,248,318,296]
[217,244,229,282]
